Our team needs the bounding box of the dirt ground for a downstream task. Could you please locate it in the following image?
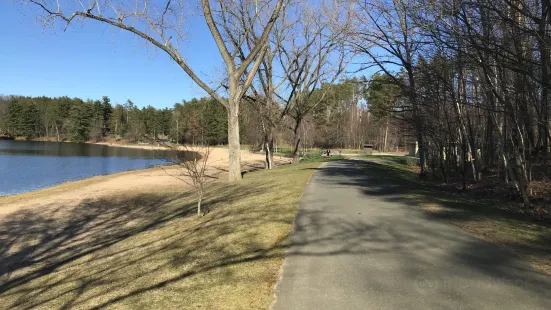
[0,147,286,217]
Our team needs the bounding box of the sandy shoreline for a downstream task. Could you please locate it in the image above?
[91,141,175,151]
[0,147,280,218]
[6,138,210,151]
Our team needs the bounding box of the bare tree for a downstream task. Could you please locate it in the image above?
[215,0,293,169]
[346,0,551,209]
[21,0,285,181]
[350,0,428,175]
[159,144,213,216]
[220,0,351,166]
[245,3,291,170]
[276,0,352,162]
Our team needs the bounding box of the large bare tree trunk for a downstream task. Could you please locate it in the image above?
[291,119,302,163]
[292,138,301,163]
[264,132,274,169]
[227,95,242,181]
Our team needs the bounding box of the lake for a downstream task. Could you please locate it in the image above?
[0,141,169,196]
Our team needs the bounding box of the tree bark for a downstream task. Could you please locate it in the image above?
[440,145,448,183]
[537,0,551,158]
[292,137,301,163]
[197,195,202,217]
[383,118,389,152]
[260,110,275,170]
[264,133,274,169]
[291,118,302,163]
[455,68,479,182]
[227,95,242,181]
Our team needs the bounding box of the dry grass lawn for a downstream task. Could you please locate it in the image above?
[0,162,321,309]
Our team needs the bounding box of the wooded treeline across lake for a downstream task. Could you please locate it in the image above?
[0,96,227,144]
[0,78,395,151]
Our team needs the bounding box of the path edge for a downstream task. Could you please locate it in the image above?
[269,161,329,310]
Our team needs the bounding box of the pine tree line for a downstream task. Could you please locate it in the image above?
[0,95,227,145]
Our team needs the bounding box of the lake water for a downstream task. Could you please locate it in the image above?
[0,141,168,196]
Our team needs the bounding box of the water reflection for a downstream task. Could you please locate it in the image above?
[0,141,171,158]
[0,141,173,196]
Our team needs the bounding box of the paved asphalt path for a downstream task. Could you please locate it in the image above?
[273,159,551,310]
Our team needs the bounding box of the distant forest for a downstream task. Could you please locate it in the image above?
[0,96,227,144]
[0,78,394,149]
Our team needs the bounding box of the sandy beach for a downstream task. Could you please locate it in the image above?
[0,146,284,218]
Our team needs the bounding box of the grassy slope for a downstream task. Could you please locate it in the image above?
[361,155,551,275]
[0,161,325,309]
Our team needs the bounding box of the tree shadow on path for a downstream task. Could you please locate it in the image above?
[283,159,551,308]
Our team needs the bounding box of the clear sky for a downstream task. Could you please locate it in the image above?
[0,2,376,110]
[0,2,222,109]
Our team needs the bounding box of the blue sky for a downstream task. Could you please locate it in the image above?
[0,2,220,109]
[0,2,377,109]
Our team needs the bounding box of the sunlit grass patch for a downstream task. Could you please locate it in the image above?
[0,161,321,309]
